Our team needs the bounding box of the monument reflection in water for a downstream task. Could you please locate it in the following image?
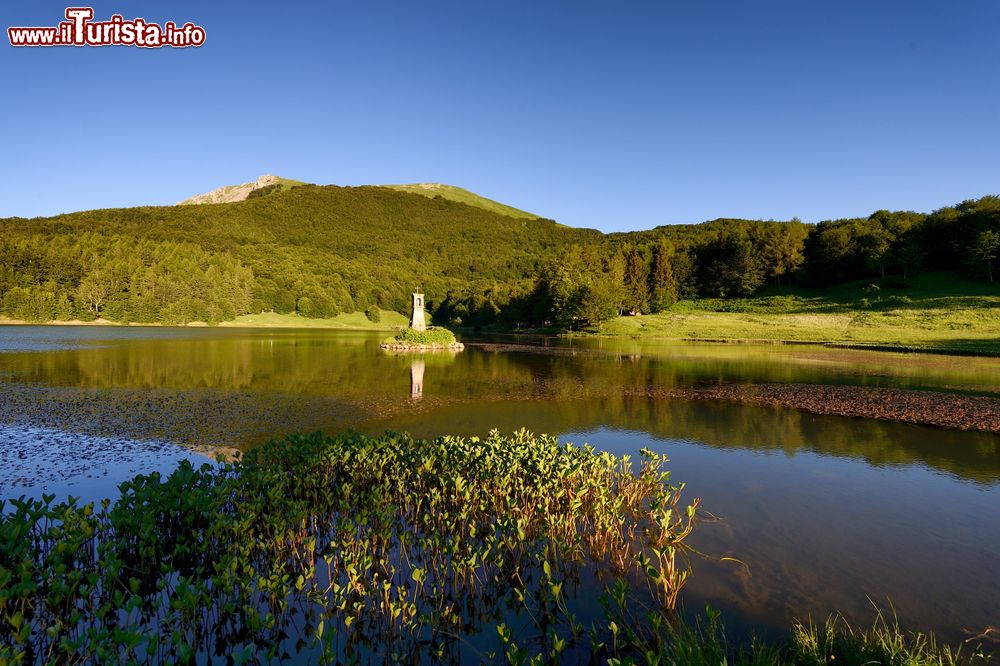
[410,358,424,400]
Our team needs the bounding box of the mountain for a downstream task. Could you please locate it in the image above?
[383,183,540,220]
[3,177,997,330]
[0,184,600,326]
[180,177,542,222]
[177,175,307,205]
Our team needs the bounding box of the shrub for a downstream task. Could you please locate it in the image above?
[384,326,456,346]
[365,305,381,323]
[295,296,314,317]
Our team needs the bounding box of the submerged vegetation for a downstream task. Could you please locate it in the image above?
[0,430,699,663]
[0,429,992,664]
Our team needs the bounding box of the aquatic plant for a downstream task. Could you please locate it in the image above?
[783,610,995,666]
[0,429,698,663]
[659,607,994,666]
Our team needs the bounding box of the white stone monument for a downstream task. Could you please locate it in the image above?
[410,292,426,331]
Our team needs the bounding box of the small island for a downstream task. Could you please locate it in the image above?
[380,292,465,352]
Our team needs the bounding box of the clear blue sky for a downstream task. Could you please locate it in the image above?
[2,0,998,231]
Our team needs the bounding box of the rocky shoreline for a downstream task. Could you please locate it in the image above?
[379,341,465,352]
[634,382,1000,433]
[688,382,1000,433]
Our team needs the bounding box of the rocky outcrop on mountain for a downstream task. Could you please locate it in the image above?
[178,174,287,205]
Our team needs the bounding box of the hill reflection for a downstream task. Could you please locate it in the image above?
[0,327,996,485]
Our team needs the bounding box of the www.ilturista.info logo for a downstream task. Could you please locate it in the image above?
[8,7,205,48]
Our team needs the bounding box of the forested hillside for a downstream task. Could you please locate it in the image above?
[0,184,997,329]
[0,185,597,325]
[435,196,1000,328]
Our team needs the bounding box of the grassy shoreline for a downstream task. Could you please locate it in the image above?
[592,273,1000,355]
[0,310,410,331]
[3,273,999,356]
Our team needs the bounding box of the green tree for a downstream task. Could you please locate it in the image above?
[605,250,627,316]
[972,230,1000,283]
[542,256,582,329]
[54,293,74,320]
[895,230,923,281]
[699,232,766,297]
[802,221,860,286]
[76,267,122,318]
[296,296,314,317]
[623,248,649,314]
[541,245,622,329]
[648,239,678,312]
[858,222,893,279]
[761,222,807,286]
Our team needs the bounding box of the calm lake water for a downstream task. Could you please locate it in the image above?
[1,326,998,644]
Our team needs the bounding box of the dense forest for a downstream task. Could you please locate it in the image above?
[437,195,1000,328]
[0,185,998,329]
[0,186,597,325]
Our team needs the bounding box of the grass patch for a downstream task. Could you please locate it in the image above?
[781,612,989,665]
[382,183,540,219]
[221,309,407,330]
[655,608,992,665]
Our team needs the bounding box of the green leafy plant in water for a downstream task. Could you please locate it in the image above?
[0,430,698,663]
[1,431,988,664]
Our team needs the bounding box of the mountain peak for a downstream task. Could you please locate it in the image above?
[177,175,306,206]
[176,176,540,220]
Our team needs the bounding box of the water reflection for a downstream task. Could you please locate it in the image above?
[410,358,424,400]
[1,326,998,643]
[363,346,1000,642]
[554,427,1000,645]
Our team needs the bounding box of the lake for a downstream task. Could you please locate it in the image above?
[0,325,997,645]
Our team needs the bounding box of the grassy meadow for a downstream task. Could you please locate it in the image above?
[0,309,410,330]
[596,273,1000,355]
[383,183,541,220]
[221,309,408,330]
